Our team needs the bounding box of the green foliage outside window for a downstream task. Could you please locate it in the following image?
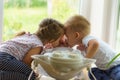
[4,0,47,8]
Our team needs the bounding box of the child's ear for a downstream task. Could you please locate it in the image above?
[75,32,80,39]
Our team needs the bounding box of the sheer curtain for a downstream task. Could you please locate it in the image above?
[80,0,119,50]
[0,0,3,43]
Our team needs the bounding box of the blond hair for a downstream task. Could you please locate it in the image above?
[36,18,64,43]
[65,15,90,36]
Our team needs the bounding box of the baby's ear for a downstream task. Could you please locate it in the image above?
[75,32,80,39]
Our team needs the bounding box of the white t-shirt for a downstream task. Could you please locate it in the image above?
[82,35,120,70]
[0,34,43,60]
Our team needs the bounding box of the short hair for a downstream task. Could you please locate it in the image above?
[65,15,90,36]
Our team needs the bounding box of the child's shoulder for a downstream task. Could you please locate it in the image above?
[82,35,96,46]
[11,34,39,43]
[82,35,96,41]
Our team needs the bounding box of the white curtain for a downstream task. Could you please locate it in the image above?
[80,0,119,50]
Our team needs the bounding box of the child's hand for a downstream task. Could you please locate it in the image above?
[77,44,86,51]
[44,43,53,49]
[59,35,68,47]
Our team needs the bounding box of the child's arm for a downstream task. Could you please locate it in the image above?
[22,47,43,66]
[85,39,99,58]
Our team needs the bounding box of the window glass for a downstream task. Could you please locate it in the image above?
[3,0,81,41]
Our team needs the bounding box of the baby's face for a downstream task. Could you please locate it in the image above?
[65,27,77,47]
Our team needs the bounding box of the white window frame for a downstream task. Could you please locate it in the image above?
[0,0,3,42]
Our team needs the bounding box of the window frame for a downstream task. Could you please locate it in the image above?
[0,0,3,42]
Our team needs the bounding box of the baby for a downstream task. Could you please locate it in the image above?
[64,15,120,80]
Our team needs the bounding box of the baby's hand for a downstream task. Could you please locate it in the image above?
[59,35,69,47]
[44,43,53,49]
[77,44,86,51]
[59,39,68,47]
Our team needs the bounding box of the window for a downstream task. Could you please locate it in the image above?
[3,0,81,41]
[0,0,3,42]
[2,0,119,53]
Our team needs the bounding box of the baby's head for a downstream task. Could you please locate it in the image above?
[64,15,90,47]
[36,18,64,47]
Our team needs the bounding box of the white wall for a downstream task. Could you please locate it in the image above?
[80,0,119,49]
[0,0,3,42]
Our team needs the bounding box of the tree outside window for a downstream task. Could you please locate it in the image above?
[4,0,81,41]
